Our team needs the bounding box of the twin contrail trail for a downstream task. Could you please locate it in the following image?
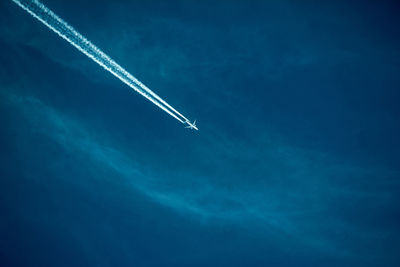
[12,0,198,130]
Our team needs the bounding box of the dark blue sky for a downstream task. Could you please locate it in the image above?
[1,0,400,266]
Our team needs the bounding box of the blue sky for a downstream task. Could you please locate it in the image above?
[1,0,400,266]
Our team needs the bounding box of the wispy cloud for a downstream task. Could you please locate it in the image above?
[4,91,399,262]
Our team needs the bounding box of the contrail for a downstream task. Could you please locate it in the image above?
[12,0,197,128]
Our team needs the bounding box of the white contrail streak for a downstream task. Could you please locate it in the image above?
[12,0,194,126]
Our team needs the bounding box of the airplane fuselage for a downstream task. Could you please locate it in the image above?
[185,120,198,131]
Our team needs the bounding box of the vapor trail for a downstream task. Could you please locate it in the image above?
[12,0,193,126]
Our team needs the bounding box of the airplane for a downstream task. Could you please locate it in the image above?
[185,120,198,131]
